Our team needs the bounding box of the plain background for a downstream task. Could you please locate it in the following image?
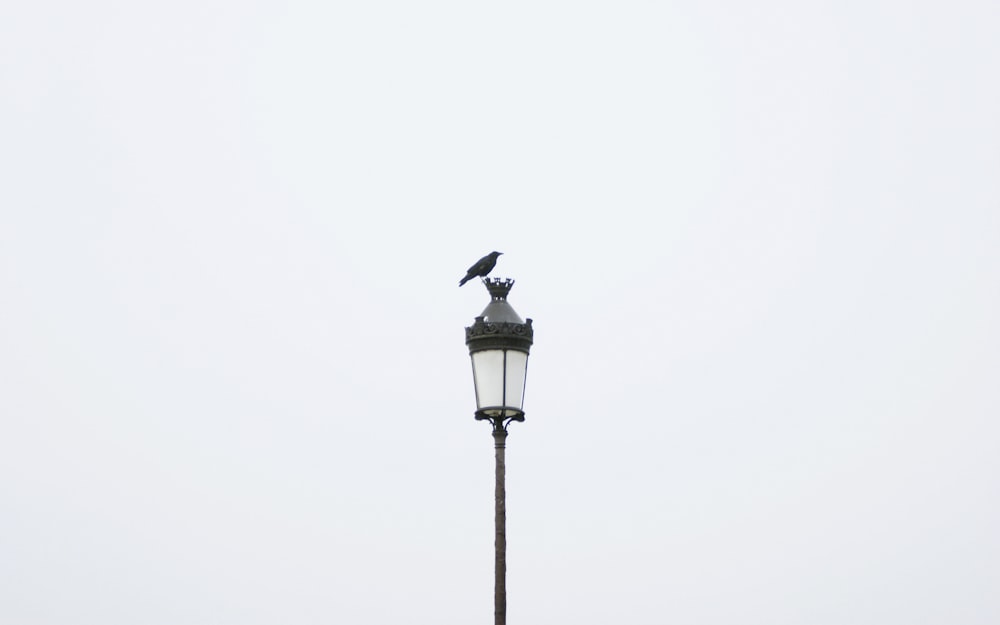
[2,1,998,623]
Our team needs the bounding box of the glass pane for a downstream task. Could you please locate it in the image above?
[504,350,528,411]
[471,350,504,411]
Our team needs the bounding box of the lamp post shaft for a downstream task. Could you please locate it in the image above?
[493,428,507,625]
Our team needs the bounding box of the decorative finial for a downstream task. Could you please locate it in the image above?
[483,277,515,301]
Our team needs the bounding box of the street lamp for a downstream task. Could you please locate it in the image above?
[465,277,533,625]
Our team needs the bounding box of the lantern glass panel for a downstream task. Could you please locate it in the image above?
[471,350,504,411]
[504,350,528,411]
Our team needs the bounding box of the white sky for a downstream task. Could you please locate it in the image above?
[2,1,999,624]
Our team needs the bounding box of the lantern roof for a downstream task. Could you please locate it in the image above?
[465,278,533,354]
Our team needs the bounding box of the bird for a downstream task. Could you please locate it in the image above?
[459,251,503,286]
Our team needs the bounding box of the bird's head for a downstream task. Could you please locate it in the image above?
[492,251,503,257]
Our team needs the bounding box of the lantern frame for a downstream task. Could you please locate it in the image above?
[465,278,533,427]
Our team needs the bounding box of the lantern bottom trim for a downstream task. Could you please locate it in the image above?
[475,409,525,422]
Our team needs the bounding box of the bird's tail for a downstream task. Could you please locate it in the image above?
[458,277,470,286]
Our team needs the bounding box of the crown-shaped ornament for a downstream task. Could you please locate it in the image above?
[483,277,515,301]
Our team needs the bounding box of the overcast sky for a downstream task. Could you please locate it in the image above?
[2,1,999,624]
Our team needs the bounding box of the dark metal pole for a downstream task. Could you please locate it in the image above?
[493,425,507,625]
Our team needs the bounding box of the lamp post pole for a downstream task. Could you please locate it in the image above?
[494,426,507,625]
[465,277,533,625]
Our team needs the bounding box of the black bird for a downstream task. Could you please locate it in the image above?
[459,251,503,286]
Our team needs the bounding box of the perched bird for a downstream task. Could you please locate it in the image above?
[459,251,503,286]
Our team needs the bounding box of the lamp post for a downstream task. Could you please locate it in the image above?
[465,277,533,625]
